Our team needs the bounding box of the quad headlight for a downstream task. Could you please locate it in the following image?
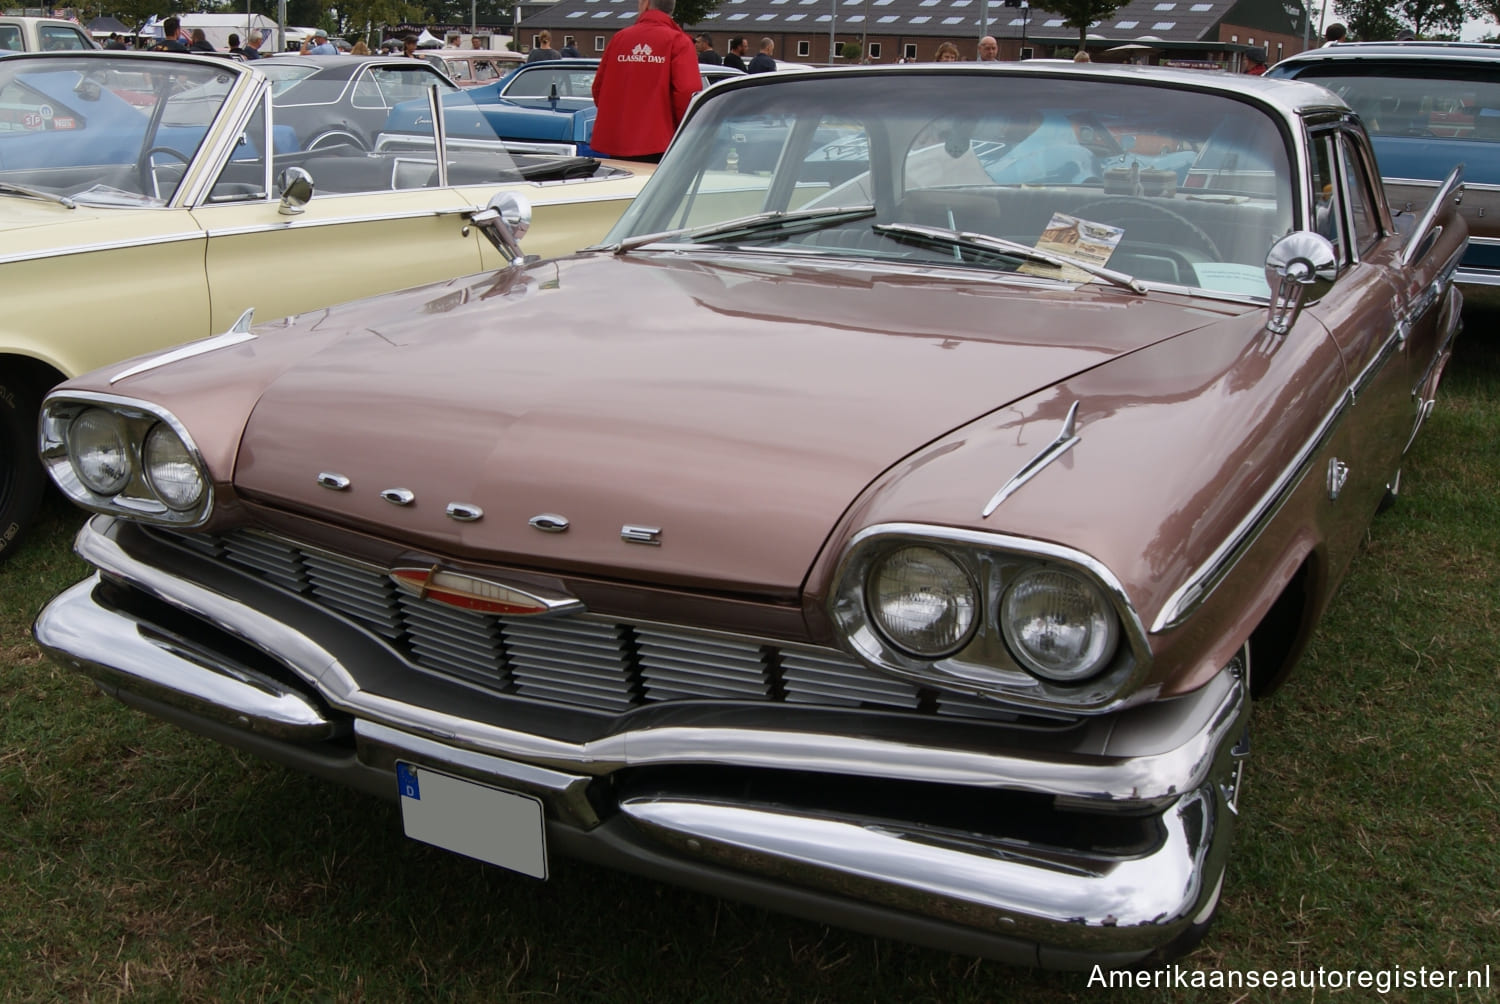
[866,545,978,658]
[39,395,212,525]
[830,526,1145,712]
[999,566,1119,682]
[65,408,132,496]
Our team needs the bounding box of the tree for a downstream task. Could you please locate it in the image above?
[840,40,862,60]
[1395,0,1480,36]
[675,0,723,30]
[1333,0,1404,38]
[1043,0,1127,47]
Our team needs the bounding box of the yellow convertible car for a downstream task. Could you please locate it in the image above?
[0,50,651,559]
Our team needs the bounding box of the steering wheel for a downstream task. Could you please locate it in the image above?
[1069,196,1222,261]
[137,145,191,199]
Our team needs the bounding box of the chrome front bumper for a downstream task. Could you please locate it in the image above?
[35,515,1251,969]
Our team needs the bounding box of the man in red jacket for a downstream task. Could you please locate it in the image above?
[591,0,703,161]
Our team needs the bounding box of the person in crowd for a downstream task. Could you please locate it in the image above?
[1073,48,1091,62]
[527,29,560,61]
[747,36,776,73]
[1324,22,1346,45]
[227,32,245,56]
[188,27,215,52]
[591,0,702,162]
[304,27,337,55]
[935,41,960,62]
[1244,46,1266,74]
[104,32,127,50]
[471,36,486,48]
[402,34,420,58]
[977,35,999,60]
[695,33,721,64]
[152,17,190,52]
[242,30,264,58]
[724,36,748,71]
[560,38,582,56]
[351,39,370,55]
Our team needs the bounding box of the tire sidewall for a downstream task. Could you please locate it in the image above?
[0,377,44,562]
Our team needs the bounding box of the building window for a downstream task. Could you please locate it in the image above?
[594,35,605,51]
[798,39,810,55]
[869,41,880,57]
[904,42,917,59]
[563,35,574,47]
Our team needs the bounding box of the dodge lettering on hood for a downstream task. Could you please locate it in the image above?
[33,63,1465,968]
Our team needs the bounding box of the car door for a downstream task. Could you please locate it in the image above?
[190,99,489,332]
[1295,122,1429,531]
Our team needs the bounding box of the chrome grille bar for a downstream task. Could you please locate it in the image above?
[163,528,1059,722]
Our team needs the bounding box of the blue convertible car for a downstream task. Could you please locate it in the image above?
[378,58,742,158]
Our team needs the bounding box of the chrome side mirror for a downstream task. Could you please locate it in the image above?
[471,191,533,267]
[277,166,314,216]
[1264,232,1337,335]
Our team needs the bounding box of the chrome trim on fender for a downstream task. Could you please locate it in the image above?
[0,230,208,267]
[981,401,1080,517]
[1153,384,1349,633]
[111,308,256,384]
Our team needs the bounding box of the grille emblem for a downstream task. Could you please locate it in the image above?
[390,565,584,616]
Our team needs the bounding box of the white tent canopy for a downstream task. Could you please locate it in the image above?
[415,28,442,48]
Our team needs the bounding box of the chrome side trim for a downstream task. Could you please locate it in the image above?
[110,309,256,384]
[199,205,480,239]
[981,401,1081,517]
[0,230,207,267]
[1153,386,1349,633]
[48,515,1244,809]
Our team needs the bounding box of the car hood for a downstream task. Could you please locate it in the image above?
[230,252,1241,595]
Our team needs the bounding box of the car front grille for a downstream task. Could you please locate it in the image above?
[157,528,1056,723]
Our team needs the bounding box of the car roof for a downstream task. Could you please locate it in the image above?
[1274,40,1500,66]
[724,62,1350,118]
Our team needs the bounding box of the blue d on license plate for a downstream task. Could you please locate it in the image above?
[396,762,548,879]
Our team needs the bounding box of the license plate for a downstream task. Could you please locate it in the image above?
[396,762,548,879]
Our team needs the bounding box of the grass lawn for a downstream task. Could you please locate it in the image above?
[1,327,1496,1002]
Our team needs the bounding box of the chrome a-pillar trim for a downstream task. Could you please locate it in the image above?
[45,515,1245,810]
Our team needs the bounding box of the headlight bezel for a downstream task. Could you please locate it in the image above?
[39,392,214,527]
[828,523,1149,713]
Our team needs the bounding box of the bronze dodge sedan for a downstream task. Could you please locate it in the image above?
[33,64,1465,968]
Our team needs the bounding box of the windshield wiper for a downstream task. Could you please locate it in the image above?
[611,205,877,253]
[0,182,77,210]
[872,221,1146,294]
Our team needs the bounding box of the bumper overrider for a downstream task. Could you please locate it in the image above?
[34,515,1251,969]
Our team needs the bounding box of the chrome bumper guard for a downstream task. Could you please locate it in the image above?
[34,515,1251,967]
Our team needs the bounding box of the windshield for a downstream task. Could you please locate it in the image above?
[0,56,238,205]
[606,72,1296,298]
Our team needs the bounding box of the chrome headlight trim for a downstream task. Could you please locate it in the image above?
[39,391,214,527]
[828,523,1150,713]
